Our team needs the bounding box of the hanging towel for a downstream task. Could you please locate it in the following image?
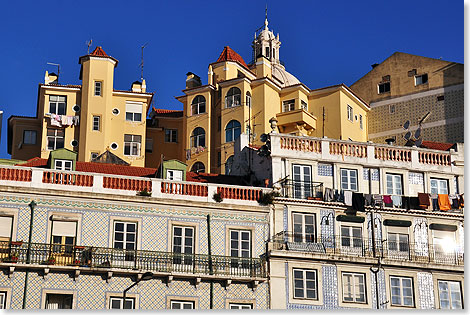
[324,188,334,202]
[335,190,344,202]
[438,194,451,211]
[410,197,420,210]
[418,193,430,209]
[50,114,62,127]
[391,195,402,208]
[365,194,373,206]
[344,191,353,206]
[383,195,393,207]
[451,198,459,209]
[352,193,365,212]
[402,196,411,210]
[372,194,383,208]
[459,194,464,208]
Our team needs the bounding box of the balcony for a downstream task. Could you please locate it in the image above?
[0,241,266,280]
[278,179,323,200]
[271,232,464,267]
[276,109,317,134]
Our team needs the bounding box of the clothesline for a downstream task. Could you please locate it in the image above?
[47,114,79,127]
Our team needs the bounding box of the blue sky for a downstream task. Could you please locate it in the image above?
[0,0,463,159]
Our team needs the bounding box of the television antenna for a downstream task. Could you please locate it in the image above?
[86,39,93,54]
[46,62,60,83]
[140,43,148,81]
[402,111,431,147]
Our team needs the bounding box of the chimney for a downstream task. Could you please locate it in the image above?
[371,63,379,69]
[186,72,201,89]
[44,71,58,84]
[131,81,142,92]
[141,79,146,93]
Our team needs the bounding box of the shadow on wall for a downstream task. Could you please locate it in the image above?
[442,63,464,143]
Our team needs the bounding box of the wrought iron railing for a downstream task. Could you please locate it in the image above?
[279,180,323,200]
[0,241,266,278]
[272,232,464,266]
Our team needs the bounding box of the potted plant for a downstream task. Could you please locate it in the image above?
[137,188,152,196]
[10,241,23,246]
[10,252,19,263]
[46,256,56,265]
[212,192,223,203]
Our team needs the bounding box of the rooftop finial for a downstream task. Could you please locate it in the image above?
[264,4,269,29]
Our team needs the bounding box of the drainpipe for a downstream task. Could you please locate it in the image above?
[22,200,37,309]
[207,214,213,309]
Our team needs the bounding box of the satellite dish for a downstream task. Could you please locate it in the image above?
[415,138,423,147]
[403,131,412,141]
[260,133,268,142]
[415,127,422,139]
[403,120,410,130]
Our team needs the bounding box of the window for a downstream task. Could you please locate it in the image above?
[378,82,390,94]
[94,81,102,96]
[110,297,134,309]
[230,303,252,309]
[49,95,67,115]
[54,159,73,171]
[347,105,353,122]
[91,115,100,131]
[282,99,295,112]
[170,301,194,309]
[0,216,13,242]
[173,226,194,265]
[167,170,183,181]
[0,291,6,309]
[47,129,65,150]
[293,269,318,300]
[301,100,308,111]
[191,95,206,115]
[386,174,403,195]
[389,104,395,114]
[90,152,99,161]
[415,74,428,86]
[165,129,178,143]
[125,102,143,122]
[225,120,241,142]
[293,213,315,243]
[342,272,366,303]
[390,276,414,307]
[387,233,409,253]
[230,230,251,268]
[432,230,456,256]
[191,127,205,148]
[145,138,153,153]
[23,130,37,145]
[113,221,137,255]
[438,280,462,309]
[341,169,358,191]
[293,165,312,199]
[225,155,234,175]
[124,134,141,156]
[341,226,362,250]
[265,46,270,58]
[51,220,77,254]
[45,294,73,309]
[359,115,363,129]
[245,92,251,107]
[225,87,241,108]
[430,178,448,195]
[191,162,205,173]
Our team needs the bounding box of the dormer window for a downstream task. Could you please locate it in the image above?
[54,159,73,171]
[94,81,102,96]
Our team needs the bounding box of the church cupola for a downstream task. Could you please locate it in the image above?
[252,12,281,65]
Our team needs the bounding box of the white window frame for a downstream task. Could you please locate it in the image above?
[94,81,102,96]
[170,300,194,309]
[292,164,313,199]
[165,129,178,143]
[359,115,363,129]
[386,173,403,195]
[225,88,242,108]
[125,102,143,122]
[230,230,251,258]
[430,178,449,195]
[167,170,183,181]
[191,95,206,115]
[0,291,6,309]
[54,159,73,171]
[438,280,462,309]
[172,226,194,265]
[292,213,316,243]
[378,82,390,94]
[390,276,414,307]
[282,99,295,112]
[340,225,363,250]
[293,269,318,300]
[191,128,205,148]
[341,169,358,191]
[45,293,74,309]
[342,272,366,303]
[124,134,141,156]
[229,303,252,309]
[415,74,428,86]
[347,105,353,122]
[387,232,409,253]
[92,115,100,131]
[47,129,65,150]
[301,100,308,111]
[113,221,137,251]
[0,216,14,242]
[23,130,37,145]
[109,297,135,309]
[245,92,251,108]
[49,95,67,115]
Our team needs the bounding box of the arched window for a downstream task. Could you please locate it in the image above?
[191,95,206,115]
[225,155,234,175]
[191,162,205,173]
[225,87,241,108]
[191,127,205,148]
[246,91,251,108]
[225,120,241,142]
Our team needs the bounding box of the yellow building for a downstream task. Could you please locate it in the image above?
[165,17,369,174]
[8,47,153,167]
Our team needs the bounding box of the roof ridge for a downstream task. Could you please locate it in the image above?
[216,46,249,69]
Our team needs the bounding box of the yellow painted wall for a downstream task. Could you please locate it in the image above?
[339,91,369,142]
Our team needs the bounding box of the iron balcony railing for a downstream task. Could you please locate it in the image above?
[279,180,323,200]
[0,241,266,278]
[272,232,464,266]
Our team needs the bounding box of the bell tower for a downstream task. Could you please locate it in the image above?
[252,10,281,65]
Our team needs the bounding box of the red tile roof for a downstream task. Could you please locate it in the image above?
[421,141,456,151]
[150,107,183,118]
[216,46,249,69]
[186,172,245,185]
[18,158,157,177]
[90,46,108,57]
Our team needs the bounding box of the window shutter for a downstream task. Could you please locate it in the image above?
[52,221,77,237]
[126,102,143,114]
[0,216,13,238]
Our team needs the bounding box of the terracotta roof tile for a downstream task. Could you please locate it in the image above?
[216,46,249,69]
[90,46,108,57]
[186,172,246,185]
[421,141,455,151]
[150,107,183,118]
